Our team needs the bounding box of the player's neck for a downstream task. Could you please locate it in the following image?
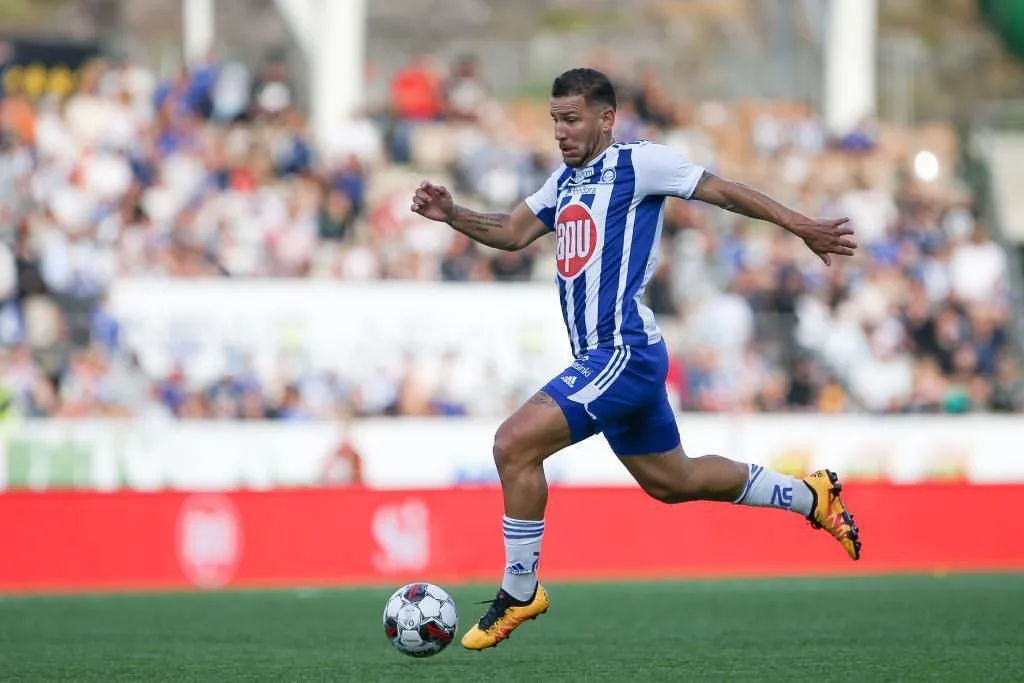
[578,136,615,167]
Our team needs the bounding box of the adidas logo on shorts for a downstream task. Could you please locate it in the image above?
[560,375,577,387]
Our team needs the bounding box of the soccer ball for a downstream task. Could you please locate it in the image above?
[382,582,459,657]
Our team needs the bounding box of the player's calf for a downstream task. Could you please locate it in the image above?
[624,450,817,513]
[623,450,750,504]
[623,450,861,557]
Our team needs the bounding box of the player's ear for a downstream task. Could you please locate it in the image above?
[601,106,615,135]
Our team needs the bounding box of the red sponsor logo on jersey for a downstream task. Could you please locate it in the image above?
[555,204,599,279]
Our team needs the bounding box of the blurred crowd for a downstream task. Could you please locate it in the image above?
[0,49,1021,421]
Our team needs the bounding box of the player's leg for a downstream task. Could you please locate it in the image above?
[618,445,861,560]
[582,342,860,559]
[493,391,570,520]
[605,391,861,559]
[462,355,603,650]
[491,389,573,605]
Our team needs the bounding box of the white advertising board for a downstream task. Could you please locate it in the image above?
[2,415,1023,491]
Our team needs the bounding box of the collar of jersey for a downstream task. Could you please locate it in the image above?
[578,142,615,172]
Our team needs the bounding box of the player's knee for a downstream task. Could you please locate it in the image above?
[492,420,533,474]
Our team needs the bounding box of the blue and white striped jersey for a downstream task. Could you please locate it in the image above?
[525,140,706,356]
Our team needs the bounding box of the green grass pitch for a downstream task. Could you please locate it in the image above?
[1,574,1022,682]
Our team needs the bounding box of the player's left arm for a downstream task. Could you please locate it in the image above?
[635,142,856,266]
[690,172,856,266]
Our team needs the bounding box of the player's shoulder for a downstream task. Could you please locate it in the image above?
[612,140,686,185]
[613,139,679,160]
[611,139,654,150]
[613,140,687,176]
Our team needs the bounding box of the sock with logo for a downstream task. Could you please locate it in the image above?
[733,463,813,516]
[500,516,544,602]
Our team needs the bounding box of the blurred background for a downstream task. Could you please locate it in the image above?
[1,0,1024,593]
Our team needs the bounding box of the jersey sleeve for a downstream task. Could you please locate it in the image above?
[524,166,565,230]
[633,142,706,199]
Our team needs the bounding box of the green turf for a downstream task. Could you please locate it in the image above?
[0,574,1022,682]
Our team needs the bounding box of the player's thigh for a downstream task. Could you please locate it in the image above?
[603,387,690,500]
[493,390,577,467]
[602,380,681,458]
[533,347,633,450]
[520,342,671,466]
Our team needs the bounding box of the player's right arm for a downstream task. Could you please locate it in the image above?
[411,182,550,252]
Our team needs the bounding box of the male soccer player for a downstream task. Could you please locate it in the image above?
[410,68,861,650]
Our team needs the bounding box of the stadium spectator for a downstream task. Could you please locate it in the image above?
[444,55,489,124]
[322,429,365,487]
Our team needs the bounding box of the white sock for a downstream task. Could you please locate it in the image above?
[500,516,543,602]
[733,463,813,516]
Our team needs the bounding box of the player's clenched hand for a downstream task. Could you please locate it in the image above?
[410,181,455,223]
[791,217,857,266]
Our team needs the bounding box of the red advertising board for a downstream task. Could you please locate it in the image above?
[1,484,1022,593]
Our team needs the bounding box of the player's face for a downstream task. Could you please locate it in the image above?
[550,95,615,168]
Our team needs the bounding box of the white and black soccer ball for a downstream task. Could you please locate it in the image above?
[382,582,459,657]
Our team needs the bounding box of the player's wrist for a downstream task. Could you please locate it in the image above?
[780,214,809,238]
[443,205,459,225]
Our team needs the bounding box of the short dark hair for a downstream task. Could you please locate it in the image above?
[551,68,617,111]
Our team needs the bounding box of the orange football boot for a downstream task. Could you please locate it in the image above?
[803,469,862,560]
[461,585,550,650]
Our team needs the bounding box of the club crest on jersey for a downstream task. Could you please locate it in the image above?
[555,204,600,279]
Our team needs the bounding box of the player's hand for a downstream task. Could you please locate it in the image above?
[791,217,857,266]
[411,181,455,223]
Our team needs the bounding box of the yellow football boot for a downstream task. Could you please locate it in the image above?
[803,469,862,560]
[461,585,550,650]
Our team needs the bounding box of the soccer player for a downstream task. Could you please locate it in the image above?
[410,68,861,650]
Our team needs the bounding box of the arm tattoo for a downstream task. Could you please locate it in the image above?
[527,391,558,406]
[447,206,514,250]
[450,208,505,232]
